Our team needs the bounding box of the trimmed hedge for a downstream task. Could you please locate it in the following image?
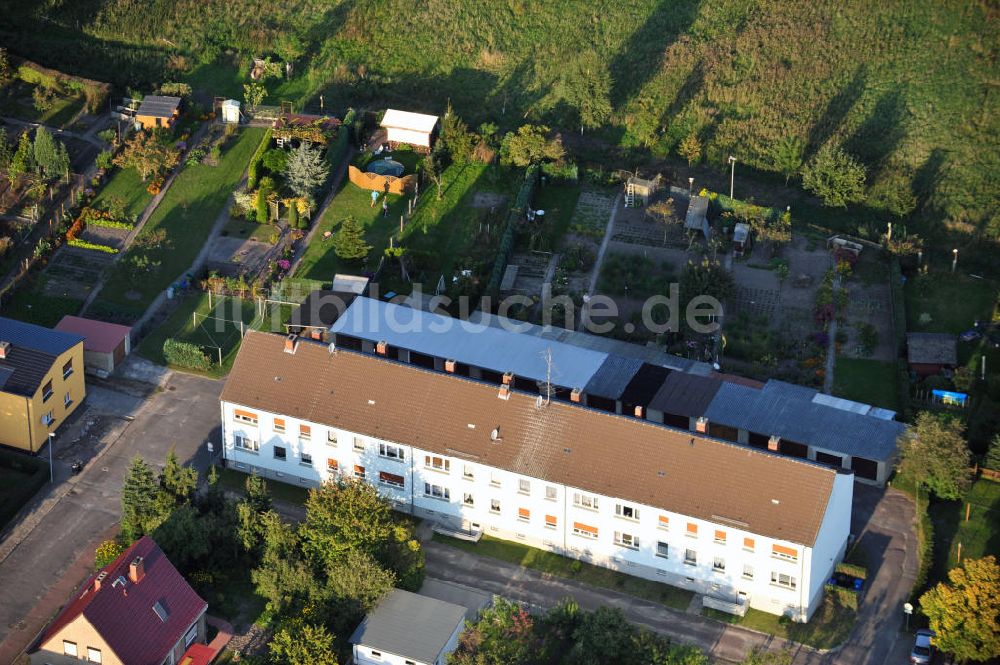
[68,239,119,253]
[163,338,212,371]
[835,561,867,580]
[0,448,49,530]
[246,128,273,190]
[325,108,355,171]
[487,164,539,297]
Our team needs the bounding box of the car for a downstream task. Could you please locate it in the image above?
[910,629,935,664]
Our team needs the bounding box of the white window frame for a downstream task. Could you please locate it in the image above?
[518,479,531,495]
[462,493,474,506]
[713,556,726,572]
[424,482,450,500]
[424,455,450,472]
[771,571,797,589]
[656,541,669,559]
[573,492,599,511]
[684,549,697,566]
[490,499,500,514]
[273,445,287,461]
[545,485,557,501]
[234,434,259,452]
[63,641,77,657]
[614,531,639,549]
[184,623,198,647]
[327,431,338,446]
[742,564,754,580]
[300,452,313,467]
[233,412,257,425]
[87,647,102,664]
[378,443,405,461]
[615,503,639,521]
[463,464,475,480]
[353,436,365,451]
[489,472,501,487]
[379,471,405,489]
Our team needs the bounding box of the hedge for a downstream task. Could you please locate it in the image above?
[823,584,859,611]
[163,338,212,371]
[835,561,867,580]
[325,108,355,171]
[68,239,119,253]
[0,448,49,530]
[486,164,539,298]
[889,257,906,350]
[246,128,273,190]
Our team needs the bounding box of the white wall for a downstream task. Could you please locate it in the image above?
[354,643,429,665]
[386,127,431,148]
[221,401,844,619]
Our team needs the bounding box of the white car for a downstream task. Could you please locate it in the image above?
[910,629,935,664]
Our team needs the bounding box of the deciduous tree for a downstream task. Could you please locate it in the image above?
[268,620,338,665]
[113,130,179,181]
[243,82,266,116]
[801,144,866,208]
[919,556,1000,663]
[499,124,565,167]
[678,133,702,165]
[559,51,612,135]
[898,412,971,500]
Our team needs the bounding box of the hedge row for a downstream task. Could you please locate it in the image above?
[163,338,212,371]
[326,108,356,170]
[888,257,911,419]
[246,128,273,190]
[68,239,119,253]
[486,164,539,298]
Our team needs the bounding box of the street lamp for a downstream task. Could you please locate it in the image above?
[728,155,736,200]
[952,248,958,273]
[688,176,694,193]
[903,602,913,631]
[48,432,55,483]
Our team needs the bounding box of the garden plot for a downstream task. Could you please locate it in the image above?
[504,252,550,298]
[567,187,615,239]
[41,225,129,300]
[205,233,278,279]
[611,196,689,248]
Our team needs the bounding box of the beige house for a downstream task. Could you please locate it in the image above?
[29,536,208,665]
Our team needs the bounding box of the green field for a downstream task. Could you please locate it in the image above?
[2,276,83,327]
[0,77,85,128]
[833,358,900,413]
[928,478,1000,586]
[3,1,997,266]
[137,292,270,377]
[90,167,155,222]
[433,533,693,610]
[905,272,998,334]
[90,127,267,321]
[295,182,408,282]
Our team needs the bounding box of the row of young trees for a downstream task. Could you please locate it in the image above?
[115,454,424,665]
[896,413,1000,663]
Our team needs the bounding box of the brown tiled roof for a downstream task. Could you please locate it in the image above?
[222,332,838,546]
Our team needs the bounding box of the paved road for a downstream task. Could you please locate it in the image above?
[0,368,222,662]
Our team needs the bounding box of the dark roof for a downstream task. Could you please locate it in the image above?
[222,332,839,545]
[703,381,905,461]
[906,333,957,366]
[0,317,83,396]
[620,363,672,407]
[55,316,131,354]
[685,195,709,230]
[33,536,207,665]
[584,354,644,399]
[289,290,359,329]
[137,95,181,118]
[649,372,723,417]
[349,590,466,663]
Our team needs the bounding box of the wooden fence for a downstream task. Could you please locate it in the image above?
[348,165,417,195]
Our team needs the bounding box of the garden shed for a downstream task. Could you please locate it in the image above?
[135,95,181,130]
[381,109,439,150]
[684,195,711,240]
[906,332,958,377]
[733,222,751,256]
[625,175,659,207]
[220,99,241,124]
[55,315,131,375]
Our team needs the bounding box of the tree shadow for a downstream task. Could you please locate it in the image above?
[609,1,702,109]
[806,65,868,156]
[843,88,910,174]
[910,147,948,220]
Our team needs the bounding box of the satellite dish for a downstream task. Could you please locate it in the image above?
[535,395,544,408]
[490,427,500,441]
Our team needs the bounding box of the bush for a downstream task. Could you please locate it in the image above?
[246,129,273,189]
[163,338,212,371]
[287,201,299,229]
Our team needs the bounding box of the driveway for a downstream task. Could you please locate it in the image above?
[0,367,222,663]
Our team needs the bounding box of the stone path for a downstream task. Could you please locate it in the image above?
[822,275,842,394]
[577,190,622,331]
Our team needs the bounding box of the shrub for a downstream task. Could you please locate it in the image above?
[94,540,125,569]
[163,338,212,371]
[68,239,118,253]
[95,150,114,170]
[287,201,299,229]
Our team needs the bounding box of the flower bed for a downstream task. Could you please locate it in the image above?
[68,238,118,253]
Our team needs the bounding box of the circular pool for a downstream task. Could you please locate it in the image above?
[366,158,405,177]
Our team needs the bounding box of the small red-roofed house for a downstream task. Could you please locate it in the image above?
[54,315,132,375]
[29,536,208,665]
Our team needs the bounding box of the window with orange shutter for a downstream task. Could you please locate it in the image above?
[234,409,258,425]
[545,514,557,529]
[517,507,530,522]
[686,523,698,537]
[743,537,755,551]
[658,515,670,530]
[573,522,598,539]
[299,424,311,438]
[327,459,338,472]
[772,544,798,561]
[353,464,365,480]
[273,418,285,432]
[714,529,726,544]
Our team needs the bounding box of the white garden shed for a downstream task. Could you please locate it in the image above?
[221,99,241,124]
[381,109,439,150]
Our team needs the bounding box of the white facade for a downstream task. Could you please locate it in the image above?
[381,109,438,148]
[220,400,853,621]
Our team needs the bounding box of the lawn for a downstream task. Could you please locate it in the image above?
[531,183,583,251]
[218,466,310,506]
[927,478,1000,586]
[223,217,278,243]
[832,358,900,412]
[294,181,408,282]
[137,292,262,378]
[702,590,856,650]
[905,272,998,334]
[90,167,154,222]
[0,78,85,128]
[433,533,694,610]
[2,277,83,327]
[90,127,267,321]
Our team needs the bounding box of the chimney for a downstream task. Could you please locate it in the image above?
[129,556,145,584]
[502,371,514,386]
[695,417,708,433]
[444,359,456,373]
[376,340,388,355]
[634,405,644,418]
[767,435,781,452]
[570,388,582,403]
[497,385,511,401]
[94,571,108,591]
[0,341,10,359]
[283,334,298,354]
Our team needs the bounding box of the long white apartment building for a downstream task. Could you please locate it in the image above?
[220,331,854,621]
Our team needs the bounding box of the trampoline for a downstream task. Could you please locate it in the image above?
[366,158,405,177]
